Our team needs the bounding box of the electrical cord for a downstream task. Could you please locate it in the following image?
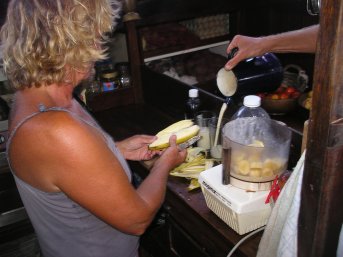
[227,226,266,257]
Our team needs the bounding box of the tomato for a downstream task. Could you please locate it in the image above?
[256,93,266,98]
[279,92,290,99]
[276,86,286,93]
[291,91,301,99]
[285,86,297,94]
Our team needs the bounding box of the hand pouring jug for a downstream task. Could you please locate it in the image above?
[216,48,283,97]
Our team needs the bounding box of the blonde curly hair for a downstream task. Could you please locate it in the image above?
[0,0,121,89]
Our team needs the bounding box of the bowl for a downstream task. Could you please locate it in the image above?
[261,97,298,115]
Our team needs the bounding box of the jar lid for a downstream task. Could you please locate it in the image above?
[243,95,261,107]
[101,71,118,79]
[189,89,199,98]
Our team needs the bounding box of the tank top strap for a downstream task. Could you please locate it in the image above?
[6,103,99,154]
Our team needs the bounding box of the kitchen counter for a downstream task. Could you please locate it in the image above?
[93,103,305,257]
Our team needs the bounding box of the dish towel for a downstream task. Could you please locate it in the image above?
[338,224,343,257]
[257,151,306,257]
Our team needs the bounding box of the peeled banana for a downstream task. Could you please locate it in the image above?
[156,120,194,136]
[231,150,287,178]
[149,120,200,150]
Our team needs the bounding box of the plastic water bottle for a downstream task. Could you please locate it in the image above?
[185,89,201,120]
[231,95,270,120]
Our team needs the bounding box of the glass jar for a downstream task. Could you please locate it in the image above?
[116,63,132,88]
[86,80,101,96]
[100,70,120,91]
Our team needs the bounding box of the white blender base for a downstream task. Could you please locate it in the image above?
[199,165,272,235]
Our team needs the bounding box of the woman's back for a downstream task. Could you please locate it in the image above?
[7,99,139,257]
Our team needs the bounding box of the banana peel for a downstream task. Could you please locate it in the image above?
[149,120,200,150]
[170,147,215,191]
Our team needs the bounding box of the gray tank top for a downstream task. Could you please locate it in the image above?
[6,102,139,257]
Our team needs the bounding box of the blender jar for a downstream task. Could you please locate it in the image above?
[222,117,292,191]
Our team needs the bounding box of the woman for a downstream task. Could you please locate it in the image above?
[0,1,187,257]
[225,25,319,70]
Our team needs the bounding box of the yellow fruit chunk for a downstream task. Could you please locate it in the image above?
[249,168,262,178]
[250,161,263,169]
[263,158,286,174]
[249,152,263,162]
[262,168,273,177]
[237,159,250,175]
[248,140,265,147]
[232,151,245,162]
[149,124,200,150]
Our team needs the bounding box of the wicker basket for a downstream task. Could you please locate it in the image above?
[282,64,309,92]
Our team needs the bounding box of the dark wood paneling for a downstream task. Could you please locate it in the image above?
[86,87,136,112]
[136,0,268,27]
[124,19,145,104]
[0,0,9,28]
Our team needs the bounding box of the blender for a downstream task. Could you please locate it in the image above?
[199,119,292,235]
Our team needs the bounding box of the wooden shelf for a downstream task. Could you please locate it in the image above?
[143,38,230,63]
[86,86,135,112]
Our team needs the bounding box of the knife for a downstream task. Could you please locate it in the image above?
[178,135,201,150]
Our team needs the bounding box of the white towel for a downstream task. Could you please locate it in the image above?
[256,151,306,257]
[338,224,343,257]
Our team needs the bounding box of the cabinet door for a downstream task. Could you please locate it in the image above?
[168,216,212,257]
[140,211,177,257]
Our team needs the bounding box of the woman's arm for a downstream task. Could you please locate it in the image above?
[225,24,319,70]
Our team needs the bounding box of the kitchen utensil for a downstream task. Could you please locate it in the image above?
[216,48,239,101]
[216,68,238,98]
[217,48,283,97]
[178,135,201,150]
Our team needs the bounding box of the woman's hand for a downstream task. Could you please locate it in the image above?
[116,135,160,161]
[152,135,187,173]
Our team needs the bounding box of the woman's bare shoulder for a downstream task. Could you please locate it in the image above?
[9,110,108,191]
